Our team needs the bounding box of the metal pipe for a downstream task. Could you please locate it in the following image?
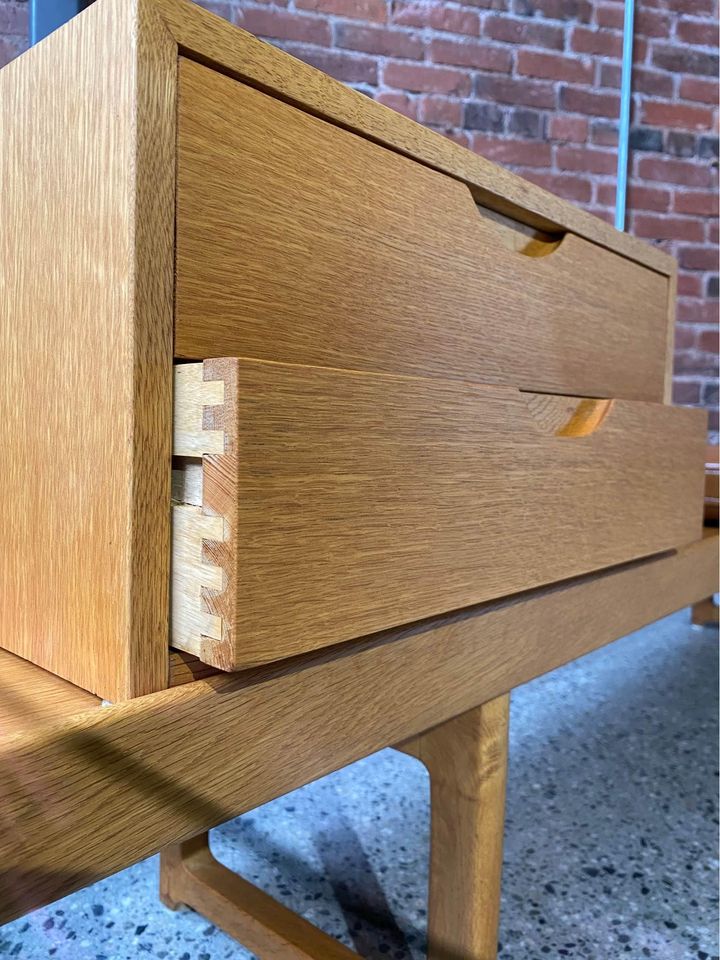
[615,0,636,231]
[30,0,94,46]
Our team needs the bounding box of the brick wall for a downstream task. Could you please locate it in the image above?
[1,0,717,429]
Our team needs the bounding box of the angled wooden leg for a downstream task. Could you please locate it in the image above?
[160,833,359,960]
[398,694,510,960]
[692,596,719,626]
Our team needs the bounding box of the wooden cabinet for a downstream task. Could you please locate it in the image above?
[0,0,702,701]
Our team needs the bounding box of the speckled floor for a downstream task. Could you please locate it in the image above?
[1,609,717,960]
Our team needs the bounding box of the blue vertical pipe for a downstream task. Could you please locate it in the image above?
[615,0,636,231]
[30,0,90,46]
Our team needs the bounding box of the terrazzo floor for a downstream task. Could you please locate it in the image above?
[1,609,717,960]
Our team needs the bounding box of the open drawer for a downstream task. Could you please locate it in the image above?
[171,359,706,670]
[176,58,671,404]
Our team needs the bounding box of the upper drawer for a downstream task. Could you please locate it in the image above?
[175,58,670,402]
[171,358,706,671]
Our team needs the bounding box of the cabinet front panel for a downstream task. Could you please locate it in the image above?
[175,58,669,402]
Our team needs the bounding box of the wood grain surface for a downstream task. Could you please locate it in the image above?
[0,0,175,700]
[176,59,669,402]
[161,834,361,959]
[399,697,510,960]
[153,0,672,276]
[172,357,705,669]
[1,533,716,922]
[0,649,100,743]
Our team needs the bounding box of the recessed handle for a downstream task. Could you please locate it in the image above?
[475,199,565,257]
[523,393,614,437]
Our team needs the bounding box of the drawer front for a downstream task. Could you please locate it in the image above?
[171,359,706,670]
[175,58,670,403]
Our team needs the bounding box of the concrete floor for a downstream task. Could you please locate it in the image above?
[1,609,717,960]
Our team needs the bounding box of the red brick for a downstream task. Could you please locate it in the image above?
[674,350,719,376]
[708,220,719,244]
[677,299,720,325]
[595,4,624,29]
[633,214,705,242]
[571,26,623,58]
[420,96,462,127]
[638,156,713,188]
[296,0,387,21]
[643,0,713,11]
[698,328,720,351]
[526,0,593,21]
[484,17,564,49]
[472,135,553,167]
[672,379,701,403]
[674,190,720,217]
[517,51,593,85]
[599,63,622,88]
[455,0,510,8]
[384,61,472,96]
[431,38,512,73]
[674,325,700,350]
[678,245,718,271]
[591,121,619,146]
[241,9,330,45]
[388,1,428,26]
[556,145,617,175]
[596,183,671,212]
[634,8,671,38]
[377,92,417,120]
[627,184,672,213]
[523,171,593,203]
[549,115,589,143]
[429,6,481,34]
[652,44,719,76]
[560,86,621,118]
[677,274,703,297]
[335,23,423,59]
[633,68,675,98]
[642,100,715,131]
[475,74,557,108]
[676,19,718,47]
[679,77,719,105]
[281,44,378,84]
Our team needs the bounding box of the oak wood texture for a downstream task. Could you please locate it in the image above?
[161,698,509,960]
[0,0,175,701]
[0,649,100,743]
[176,59,669,403]
[399,697,510,960]
[171,357,705,669]
[152,0,672,277]
[1,534,716,921]
[168,650,221,686]
[0,0,675,700]
[160,834,360,960]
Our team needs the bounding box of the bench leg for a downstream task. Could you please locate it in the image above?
[159,832,360,959]
[160,694,510,960]
[692,596,719,626]
[398,694,510,960]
